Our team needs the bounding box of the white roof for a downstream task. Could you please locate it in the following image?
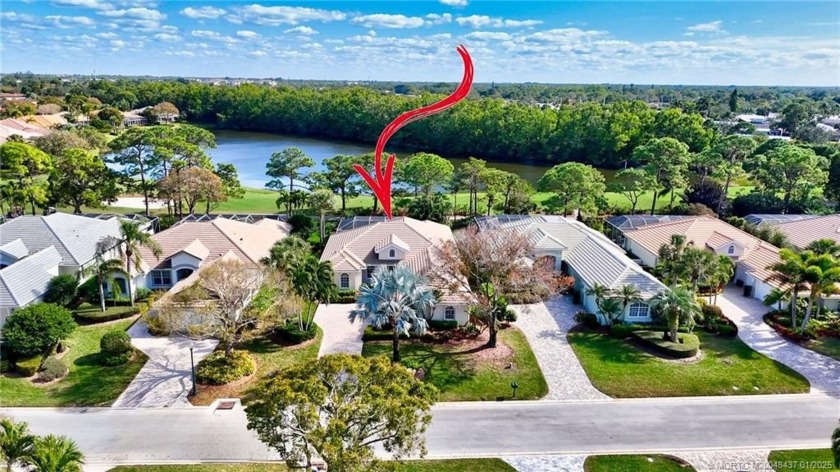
[0,239,29,260]
[0,246,62,307]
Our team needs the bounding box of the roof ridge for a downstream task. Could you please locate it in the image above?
[41,215,83,265]
[625,217,700,232]
[208,218,257,264]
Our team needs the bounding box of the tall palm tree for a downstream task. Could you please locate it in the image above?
[656,234,689,285]
[0,418,35,472]
[650,285,702,343]
[710,255,735,304]
[680,248,714,294]
[805,239,840,258]
[586,283,615,326]
[614,285,643,320]
[88,236,127,312]
[763,287,790,311]
[767,249,810,331]
[260,235,312,273]
[801,253,840,330]
[598,298,624,327]
[287,255,337,331]
[351,265,436,363]
[28,435,84,472]
[114,220,162,307]
[307,189,335,242]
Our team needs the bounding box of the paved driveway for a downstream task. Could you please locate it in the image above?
[509,296,610,401]
[113,321,218,408]
[718,287,840,395]
[313,303,364,357]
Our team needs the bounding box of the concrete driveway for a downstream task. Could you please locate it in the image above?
[717,287,840,395]
[509,296,610,401]
[313,303,364,357]
[113,320,218,408]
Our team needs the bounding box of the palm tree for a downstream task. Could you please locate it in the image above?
[710,255,735,304]
[767,249,810,331]
[614,285,643,320]
[114,220,162,307]
[260,236,312,273]
[801,253,840,330]
[28,435,84,472]
[598,298,624,327]
[0,418,35,472]
[656,234,689,285]
[805,239,840,258]
[351,265,436,363]
[650,285,702,343]
[586,283,615,326]
[307,189,335,242]
[681,248,714,294]
[88,236,127,312]
[763,287,790,311]
[287,255,337,331]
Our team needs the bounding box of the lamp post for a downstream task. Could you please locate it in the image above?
[511,382,519,399]
[189,345,197,397]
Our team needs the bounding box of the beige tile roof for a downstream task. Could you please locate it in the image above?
[139,218,290,272]
[706,231,736,250]
[741,242,782,288]
[321,217,453,274]
[774,214,840,249]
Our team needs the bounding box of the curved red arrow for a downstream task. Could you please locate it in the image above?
[354,44,474,219]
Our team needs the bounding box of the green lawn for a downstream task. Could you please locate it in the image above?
[805,337,840,362]
[567,331,810,397]
[0,317,147,407]
[584,454,696,472]
[190,329,322,406]
[108,459,515,472]
[768,449,837,472]
[73,303,140,323]
[362,327,548,401]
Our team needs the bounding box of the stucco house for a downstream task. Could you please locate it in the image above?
[615,216,784,303]
[0,213,127,325]
[118,217,291,296]
[475,215,667,325]
[320,216,473,325]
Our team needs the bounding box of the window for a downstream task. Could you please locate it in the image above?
[387,265,395,272]
[340,273,350,289]
[727,245,735,254]
[444,306,456,320]
[627,302,649,318]
[366,266,375,279]
[151,270,172,287]
[176,268,194,281]
[388,248,396,258]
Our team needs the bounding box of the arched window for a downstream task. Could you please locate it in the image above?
[444,306,456,320]
[727,245,735,254]
[176,268,194,281]
[389,248,396,258]
[340,273,350,289]
[627,302,649,318]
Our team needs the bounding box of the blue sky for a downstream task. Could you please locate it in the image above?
[1,1,838,85]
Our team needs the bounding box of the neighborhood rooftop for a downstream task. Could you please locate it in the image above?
[742,214,820,227]
[605,214,697,231]
[0,246,62,308]
[773,214,840,249]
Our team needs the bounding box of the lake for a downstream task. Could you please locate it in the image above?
[206,129,558,189]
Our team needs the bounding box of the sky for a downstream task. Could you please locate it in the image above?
[1,1,839,86]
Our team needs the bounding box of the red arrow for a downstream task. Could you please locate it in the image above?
[354,44,474,219]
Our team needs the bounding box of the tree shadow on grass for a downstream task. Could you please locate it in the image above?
[397,342,476,393]
[570,332,651,365]
[54,351,147,406]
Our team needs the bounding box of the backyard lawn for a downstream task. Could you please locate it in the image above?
[584,454,696,472]
[190,329,322,406]
[0,317,147,407]
[108,459,516,472]
[362,327,548,401]
[567,331,810,397]
[767,450,836,472]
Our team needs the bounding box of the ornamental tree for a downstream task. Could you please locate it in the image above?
[1,304,77,357]
[246,354,438,472]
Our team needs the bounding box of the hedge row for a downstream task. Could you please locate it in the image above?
[73,305,140,323]
[632,330,700,359]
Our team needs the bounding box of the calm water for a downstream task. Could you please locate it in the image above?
[207,129,557,189]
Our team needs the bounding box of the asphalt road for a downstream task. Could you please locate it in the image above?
[2,394,838,466]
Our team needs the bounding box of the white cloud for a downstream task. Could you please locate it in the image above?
[528,28,607,43]
[180,6,227,20]
[153,32,179,41]
[440,0,468,5]
[284,26,318,35]
[1,12,38,22]
[96,31,119,38]
[110,38,126,50]
[51,0,112,10]
[351,14,425,29]
[455,15,542,28]
[45,15,96,27]
[191,30,220,38]
[685,20,726,35]
[465,31,511,41]
[100,7,165,21]
[248,50,268,57]
[425,13,452,25]
[227,5,346,26]
[236,30,261,38]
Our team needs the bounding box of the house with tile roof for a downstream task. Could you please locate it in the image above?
[120,217,291,295]
[770,214,840,250]
[616,216,784,303]
[0,213,129,325]
[320,216,473,325]
[476,215,667,325]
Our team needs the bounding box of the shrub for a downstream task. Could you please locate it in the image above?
[362,325,401,342]
[77,277,101,303]
[461,323,480,337]
[609,323,636,339]
[632,330,700,359]
[0,359,12,373]
[15,356,43,377]
[43,275,79,307]
[273,321,317,344]
[717,324,737,337]
[134,288,152,301]
[2,304,77,357]
[503,308,518,323]
[74,305,140,323]
[574,311,600,330]
[702,304,723,320]
[100,330,132,355]
[335,289,357,304]
[287,214,315,237]
[195,350,255,385]
[38,356,68,382]
[429,320,458,331]
[100,352,131,366]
